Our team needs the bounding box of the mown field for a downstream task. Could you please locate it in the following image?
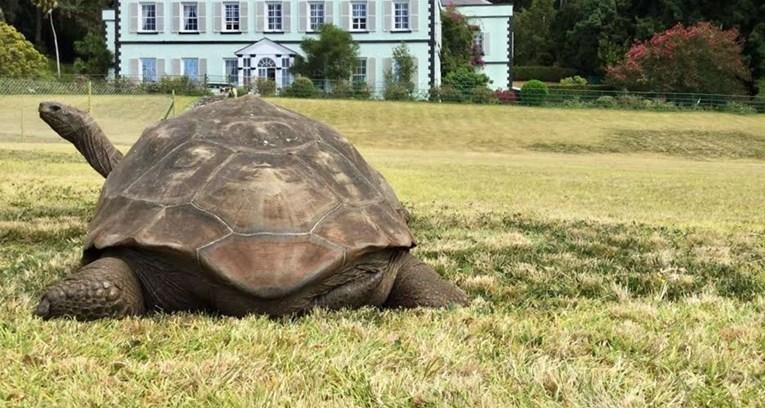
[1,95,764,406]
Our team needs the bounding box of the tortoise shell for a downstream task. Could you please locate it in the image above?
[85,96,414,298]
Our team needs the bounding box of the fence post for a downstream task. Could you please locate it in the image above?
[87,81,93,113]
[172,90,177,117]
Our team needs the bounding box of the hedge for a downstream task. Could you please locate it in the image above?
[513,66,578,82]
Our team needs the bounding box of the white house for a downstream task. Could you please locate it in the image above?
[102,0,513,90]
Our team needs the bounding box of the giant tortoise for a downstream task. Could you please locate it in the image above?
[35,96,467,320]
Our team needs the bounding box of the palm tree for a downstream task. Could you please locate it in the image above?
[31,0,61,78]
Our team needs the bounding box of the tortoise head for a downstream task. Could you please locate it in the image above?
[39,101,89,142]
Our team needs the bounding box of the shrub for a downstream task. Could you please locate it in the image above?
[443,66,491,101]
[514,66,577,82]
[157,76,210,96]
[470,86,499,104]
[520,80,549,106]
[595,95,617,108]
[495,89,517,104]
[721,101,756,114]
[0,22,49,78]
[351,81,372,99]
[562,97,590,108]
[383,80,412,101]
[255,78,276,96]
[560,75,588,86]
[756,80,765,113]
[330,79,354,98]
[615,94,644,109]
[283,76,316,98]
[606,22,751,95]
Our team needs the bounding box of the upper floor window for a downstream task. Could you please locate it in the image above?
[352,58,367,84]
[473,31,484,55]
[309,3,324,32]
[182,3,198,32]
[393,1,409,30]
[141,3,157,32]
[224,3,240,31]
[267,3,283,31]
[351,2,367,31]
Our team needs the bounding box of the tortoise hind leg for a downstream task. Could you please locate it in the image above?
[35,257,146,320]
[384,254,469,309]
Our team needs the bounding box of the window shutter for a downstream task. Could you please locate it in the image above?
[340,1,349,30]
[199,59,208,78]
[171,58,181,75]
[240,2,249,31]
[155,2,165,32]
[299,2,307,32]
[198,2,207,32]
[255,2,265,32]
[283,2,291,32]
[382,57,392,75]
[367,1,376,31]
[383,1,391,31]
[171,3,180,32]
[213,2,222,32]
[157,59,166,78]
[129,3,138,33]
[325,1,333,24]
[129,58,139,79]
[410,0,418,31]
[482,32,489,56]
[366,57,376,88]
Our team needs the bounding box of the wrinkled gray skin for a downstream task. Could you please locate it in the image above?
[35,100,469,320]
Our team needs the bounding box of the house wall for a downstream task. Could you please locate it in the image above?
[115,0,439,90]
[453,3,513,90]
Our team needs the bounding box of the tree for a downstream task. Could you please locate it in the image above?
[383,43,416,100]
[73,31,112,76]
[513,0,556,65]
[440,6,474,77]
[606,22,752,94]
[291,24,359,87]
[31,0,60,77]
[0,21,48,77]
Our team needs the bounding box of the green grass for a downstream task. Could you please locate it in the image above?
[1,97,765,406]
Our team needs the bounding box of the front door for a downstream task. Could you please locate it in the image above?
[257,57,277,82]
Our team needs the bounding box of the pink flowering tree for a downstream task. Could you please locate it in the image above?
[606,22,751,95]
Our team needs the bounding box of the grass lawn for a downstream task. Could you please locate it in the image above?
[1,96,764,406]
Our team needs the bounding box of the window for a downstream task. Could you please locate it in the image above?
[473,31,484,55]
[352,58,367,84]
[351,2,367,31]
[257,58,277,82]
[225,59,238,84]
[267,3,283,31]
[141,3,157,32]
[224,3,240,31]
[182,3,198,32]
[141,58,157,82]
[281,57,291,87]
[183,58,199,81]
[309,2,324,32]
[393,1,409,30]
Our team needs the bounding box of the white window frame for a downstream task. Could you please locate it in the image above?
[352,58,367,84]
[281,57,292,88]
[308,2,324,32]
[181,3,199,32]
[223,2,241,32]
[351,2,367,31]
[225,58,238,84]
[266,2,283,32]
[140,3,158,32]
[393,1,409,31]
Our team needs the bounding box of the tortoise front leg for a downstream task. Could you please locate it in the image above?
[384,253,469,309]
[38,102,123,178]
[35,257,146,320]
